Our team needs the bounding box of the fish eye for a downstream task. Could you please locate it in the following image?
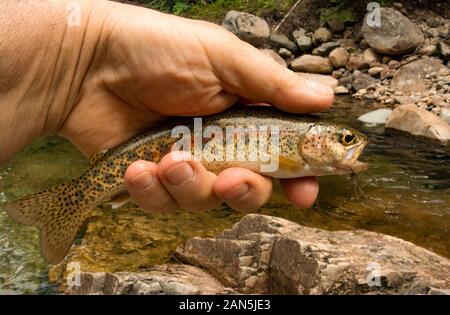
[339,130,356,146]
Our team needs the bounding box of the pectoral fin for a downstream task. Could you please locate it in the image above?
[110,191,132,209]
[277,155,303,171]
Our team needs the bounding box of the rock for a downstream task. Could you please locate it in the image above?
[292,28,312,52]
[332,70,343,79]
[391,57,447,93]
[296,73,338,89]
[174,214,450,294]
[440,108,450,125]
[260,49,288,68]
[438,41,450,62]
[346,53,369,71]
[222,11,270,46]
[338,38,356,49]
[313,27,332,45]
[368,66,383,76]
[418,45,437,57]
[338,75,354,90]
[65,265,232,295]
[333,86,349,94]
[363,48,381,65]
[386,104,450,141]
[291,55,333,74]
[352,70,377,91]
[382,56,393,64]
[278,48,292,59]
[329,47,349,68]
[269,33,298,53]
[388,60,401,69]
[358,109,393,125]
[438,67,450,76]
[362,8,424,55]
[380,67,396,80]
[359,38,370,50]
[312,42,340,56]
[327,20,345,33]
[430,95,445,107]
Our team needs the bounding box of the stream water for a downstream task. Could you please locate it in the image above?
[0,97,449,294]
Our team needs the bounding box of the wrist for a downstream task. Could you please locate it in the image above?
[0,0,112,163]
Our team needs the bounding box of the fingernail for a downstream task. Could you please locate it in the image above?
[223,183,250,200]
[164,162,194,186]
[131,172,155,190]
[305,79,334,96]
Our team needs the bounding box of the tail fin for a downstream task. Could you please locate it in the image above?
[4,185,90,264]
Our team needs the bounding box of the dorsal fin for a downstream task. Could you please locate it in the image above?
[89,150,108,165]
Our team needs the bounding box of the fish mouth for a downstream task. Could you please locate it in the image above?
[334,142,369,174]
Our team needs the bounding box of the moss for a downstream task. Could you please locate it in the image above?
[318,0,394,25]
[127,0,296,22]
[319,6,357,25]
[182,0,296,22]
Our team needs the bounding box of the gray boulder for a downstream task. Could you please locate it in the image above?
[222,11,270,46]
[293,28,313,52]
[391,57,447,93]
[362,8,424,56]
[386,104,450,141]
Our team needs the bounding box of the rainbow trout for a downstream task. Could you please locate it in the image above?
[5,106,368,264]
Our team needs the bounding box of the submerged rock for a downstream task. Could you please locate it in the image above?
[386,104,450,141]
[222,11,270,46]
[362,8,424,55]
[358,109,393,125]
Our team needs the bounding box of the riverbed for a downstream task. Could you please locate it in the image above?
[0,97,449,294]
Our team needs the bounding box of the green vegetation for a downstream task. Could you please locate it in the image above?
[319,0,393,25]
[128,0,296,21]
[318,6,357,25]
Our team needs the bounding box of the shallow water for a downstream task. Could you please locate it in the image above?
[1,97,449,294]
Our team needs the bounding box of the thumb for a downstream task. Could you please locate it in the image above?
[211,38,334,113]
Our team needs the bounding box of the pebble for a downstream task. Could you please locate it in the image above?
[368,67,383,76]
[334,86,350,94]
